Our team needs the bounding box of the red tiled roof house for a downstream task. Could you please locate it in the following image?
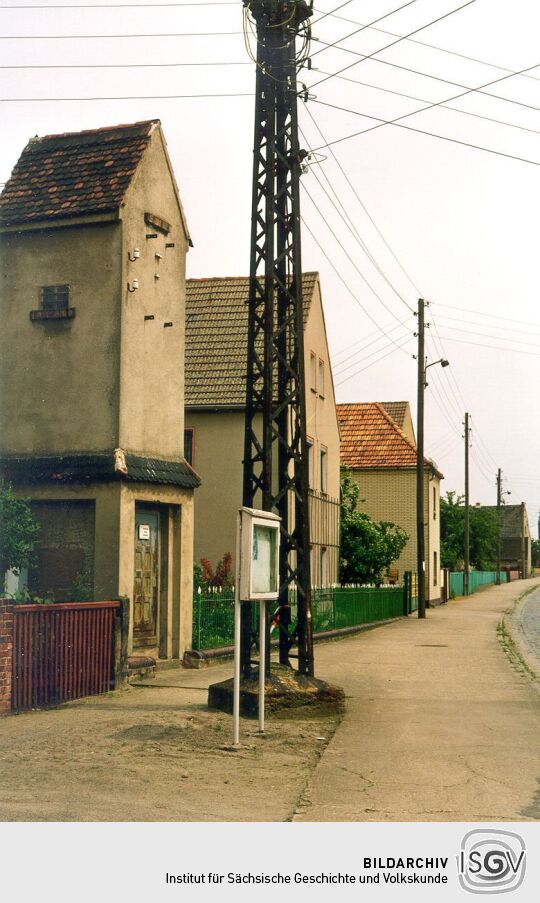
[338,402,443,604]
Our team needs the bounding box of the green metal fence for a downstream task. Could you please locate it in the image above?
[192,584,406,651]
[449,570,508,598]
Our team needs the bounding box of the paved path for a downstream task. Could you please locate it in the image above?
[294,576,540,822]
[509,585,540,678]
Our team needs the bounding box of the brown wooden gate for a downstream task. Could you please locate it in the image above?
[11,601,120,712]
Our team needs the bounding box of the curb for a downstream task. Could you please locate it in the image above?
[499,585,540,693]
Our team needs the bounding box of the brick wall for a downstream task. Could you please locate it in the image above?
[0,599,14,714]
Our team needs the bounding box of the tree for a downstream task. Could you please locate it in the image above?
[532,539,540,568]
[440,491,499,570]
[0,481,40,581]
[340,470,409,585]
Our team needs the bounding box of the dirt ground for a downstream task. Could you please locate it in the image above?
[0,676,340,822]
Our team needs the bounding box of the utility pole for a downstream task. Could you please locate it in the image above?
[464,413,470,596]
[496,469,502,584]
[241,0,314,676]
[416,298,426,618]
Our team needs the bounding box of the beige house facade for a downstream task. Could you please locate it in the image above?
[185,274,340,587]
[0,120,199,660]
[338,402,443,604]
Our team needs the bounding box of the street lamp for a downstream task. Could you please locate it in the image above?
[416,300,450,619]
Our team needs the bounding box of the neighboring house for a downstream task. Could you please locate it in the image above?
[337,402,443,604]
[482,503,532,577]
[185,273,340,587]
[380,401,416,444]
[0,119,199,660]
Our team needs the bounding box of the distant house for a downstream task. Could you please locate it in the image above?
[380,401,416,444]
[337,401,443,604]
[483,503,532,577]
[185,273,340,587]
[0,120,199,660]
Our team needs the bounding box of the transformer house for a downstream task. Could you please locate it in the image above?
[0,120,199,661]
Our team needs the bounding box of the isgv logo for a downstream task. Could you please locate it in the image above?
[458,829,526,894]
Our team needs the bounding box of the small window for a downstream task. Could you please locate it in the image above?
[433,485,437,519]
[318,358,325,397]
[184,428,194,466]
[320,446,328,493]
[42,285,69,311]
[320,547,327,588]
[433,551,438,586]
[307,438,314,488]
[310,352,317,392]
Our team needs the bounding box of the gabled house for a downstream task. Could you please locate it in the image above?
[337,401,443,604]
[0,120,199,660]
[482,503,532,577]
[185,273,340,586]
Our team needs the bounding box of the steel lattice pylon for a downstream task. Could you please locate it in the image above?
[241,0,314,676]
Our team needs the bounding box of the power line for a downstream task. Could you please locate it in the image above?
[0,60,251,68]
[310,98,540,168]
[302,184,413,334]
[312,4,540,89]
[333,319,413,375]
[311,36,540,117]
[0,29,242,38]
[333,317,411,367]
[309,0,479,89]
[335,335,413,385]
[437,333,540,357]
[310,0,357,28]
[434,302,540,330]
[303,103,422,297]
[0,91,253,101]
[334,324,414,377]
[0,1,236,6]
[302,216,415,358]
[436,314,540,340]
[300,124,415,310]
[311,0,421,59]
[313,68,540,140]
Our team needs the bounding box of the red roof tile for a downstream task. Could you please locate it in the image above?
[0,120,158,226]
[337,402,443,476]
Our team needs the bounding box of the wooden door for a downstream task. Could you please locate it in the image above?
[133,508,160,643]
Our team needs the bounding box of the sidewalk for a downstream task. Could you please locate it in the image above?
[1,577,539,822]
[293,576,540,822]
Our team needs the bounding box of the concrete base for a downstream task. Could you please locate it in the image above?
[208,663,345,717]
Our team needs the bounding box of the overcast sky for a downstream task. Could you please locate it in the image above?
[1,0,539,533]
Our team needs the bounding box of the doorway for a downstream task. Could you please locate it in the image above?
[133,505,160,647]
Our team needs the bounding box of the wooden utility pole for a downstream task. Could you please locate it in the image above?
[496,469,502,584]
[416,298,426,618]
[464,412,470,596]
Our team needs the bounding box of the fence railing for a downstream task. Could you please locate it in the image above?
[192,584,407,651]
[11,600,123,712]
[449,570,508,598]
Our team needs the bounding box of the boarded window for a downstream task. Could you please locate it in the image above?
[310,352,317,391]
[318,358,325,397]
[42,284,69,311]
[320,446,328,493]
[28,500,95,602]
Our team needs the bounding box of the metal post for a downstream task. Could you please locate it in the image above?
[496,469,502,584]
[464,412,470,596]
[242,0,314,675]
[258,598,265,732]
[233,514,242,747]
[416,299,426,618]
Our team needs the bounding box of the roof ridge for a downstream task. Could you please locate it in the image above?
[187,272,319,284]
[31,119,159,143]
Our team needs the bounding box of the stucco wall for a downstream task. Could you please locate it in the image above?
[0,222,122,454]
[119,129,189,460]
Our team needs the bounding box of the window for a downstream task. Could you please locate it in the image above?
[318,358,325,398]
[320,547,327,588]
[307,438,314,488]
[320,446,328,493]
[310,352,317,392]
[30,284,75,322]
[433,551,438,586]
[42,284,69,310]
[184,428,194,466]
[433,485,437,519]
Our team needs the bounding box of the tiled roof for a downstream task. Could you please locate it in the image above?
[337,402,443,476]
[380,401,408,429]
[0,120,158,227]
[0,453,200,489]
[481,504,527,538]
[185,274,318,407]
